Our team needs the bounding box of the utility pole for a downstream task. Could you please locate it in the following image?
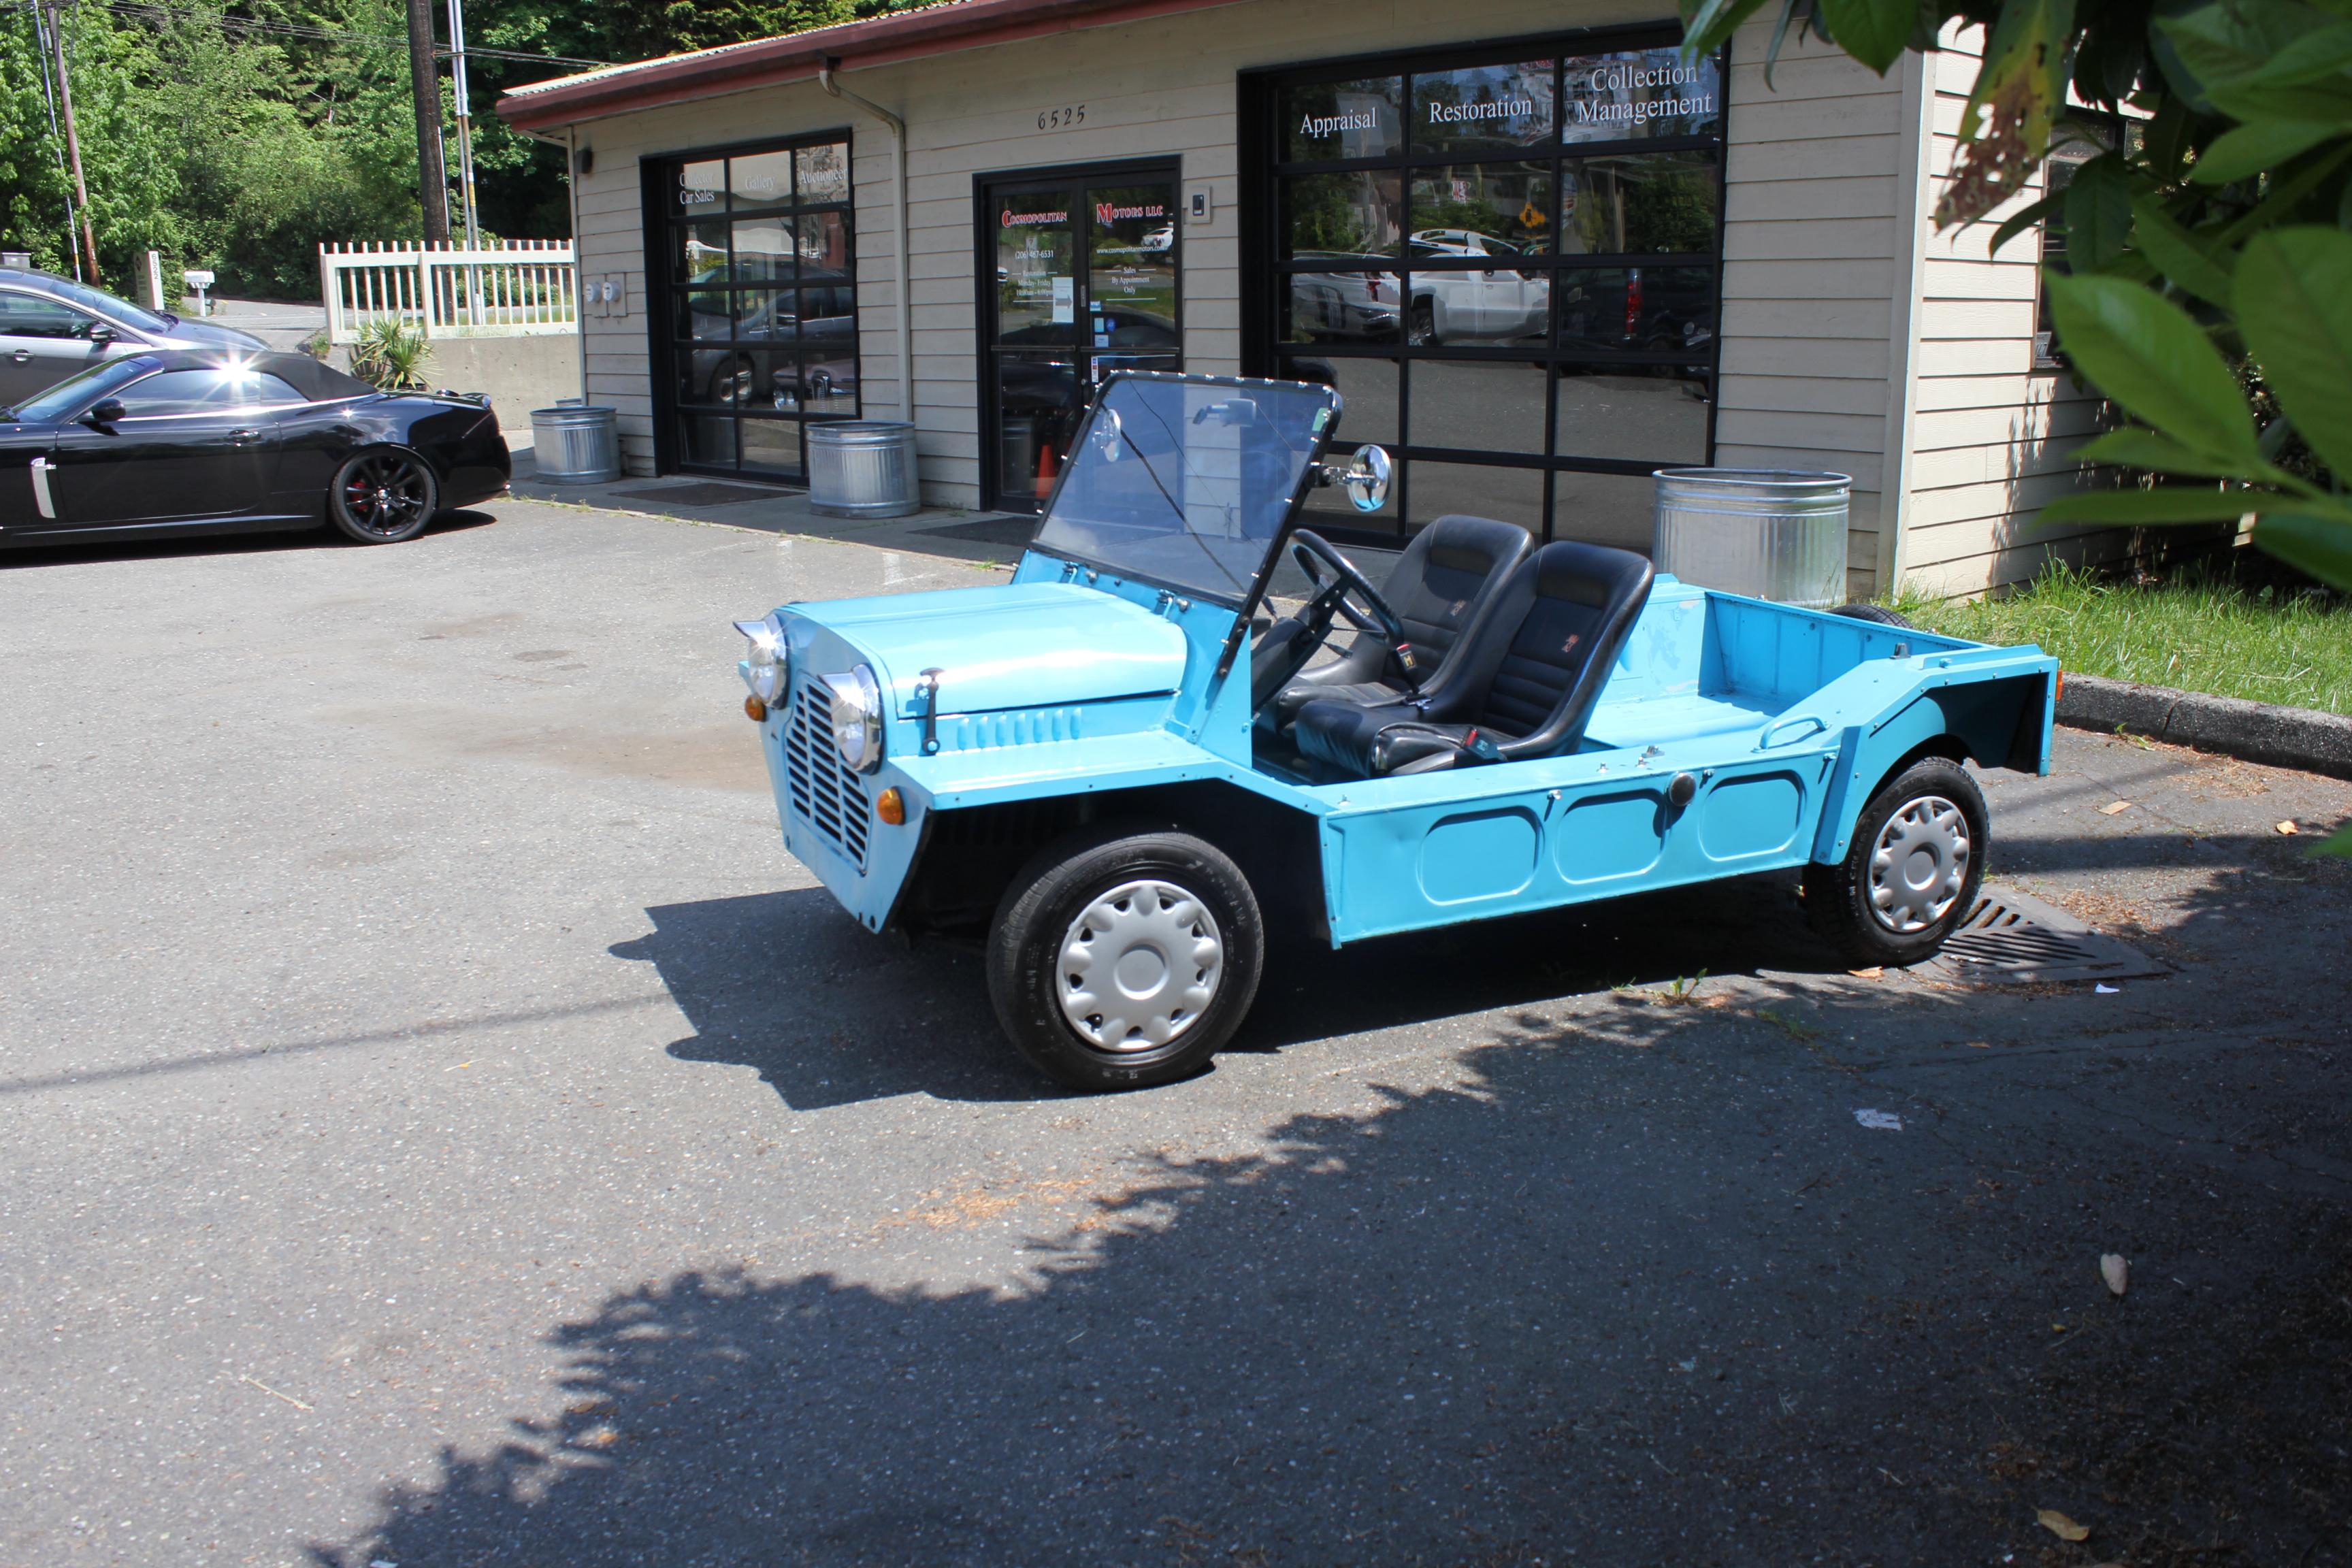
[42,0,102,284]
[404,0,450,246]
[446,0,480,251]
[27,0,82,280]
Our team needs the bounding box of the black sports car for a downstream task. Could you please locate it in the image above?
[0,347,510,549]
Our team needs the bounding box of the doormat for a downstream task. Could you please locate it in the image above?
[610,481,800,506]
[920,514,1039,547]
[1918,885,2171,986]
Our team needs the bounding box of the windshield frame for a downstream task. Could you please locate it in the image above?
[5,355,164,424]
[1021,371,1343,619]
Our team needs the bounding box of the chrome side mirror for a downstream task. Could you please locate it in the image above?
[1087,403,1123,463]
[1339,443,1392,512]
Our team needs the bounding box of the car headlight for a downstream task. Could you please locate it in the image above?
[734,614,787,704]
[823,664,883,772]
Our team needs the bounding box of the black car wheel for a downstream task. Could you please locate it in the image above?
[986,823,1264,1092]
[1408,299,1437,347]
[328,448,440,544]
[1803,756,1988,968]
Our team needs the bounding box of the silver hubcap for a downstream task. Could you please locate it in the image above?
[1867,794,1970,934]
[1056,879,1224,1052]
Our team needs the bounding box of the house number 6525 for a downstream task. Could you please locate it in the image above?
[1036,104,1086,131]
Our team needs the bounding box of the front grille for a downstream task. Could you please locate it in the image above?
[783,679,870,871]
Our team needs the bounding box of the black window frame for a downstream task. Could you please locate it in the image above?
[642,128,860,485]
[1239,22,1729,546]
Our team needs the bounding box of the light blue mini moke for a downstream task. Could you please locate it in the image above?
[734,372,2057,1092]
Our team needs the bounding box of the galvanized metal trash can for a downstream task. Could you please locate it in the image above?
[808,421,919,519]
[1651,468,1852,608]
[529,404,621,483]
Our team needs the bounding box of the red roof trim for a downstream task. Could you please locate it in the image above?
[497,0,1250,131]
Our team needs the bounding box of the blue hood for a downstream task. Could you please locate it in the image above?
[791,582,1191,716]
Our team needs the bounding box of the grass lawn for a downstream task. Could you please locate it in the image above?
[1897,561,2352,717]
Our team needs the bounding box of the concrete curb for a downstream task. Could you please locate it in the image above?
[2057,674,2352,780]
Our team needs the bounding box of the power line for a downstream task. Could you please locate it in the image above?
[92,0,609,67]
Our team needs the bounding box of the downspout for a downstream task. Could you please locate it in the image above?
[1876,48,1935,600]
[821,61,915,427]
[517,121,591,418]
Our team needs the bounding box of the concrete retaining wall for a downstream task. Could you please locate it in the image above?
[332,335,581,436]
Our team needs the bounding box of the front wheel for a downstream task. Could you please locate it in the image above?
[1803,757,1987,967]
[328,448,440,544]
[986,825,1264,1092]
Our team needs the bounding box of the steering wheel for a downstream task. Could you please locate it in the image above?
[1248,529,1417,716]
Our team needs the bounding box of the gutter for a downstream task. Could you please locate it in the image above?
[821,63,916,427]
[1875,46,1934,600]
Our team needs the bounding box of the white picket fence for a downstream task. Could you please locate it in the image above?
[319,240,577,343]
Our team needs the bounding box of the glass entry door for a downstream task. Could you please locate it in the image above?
[983,166,1180,513]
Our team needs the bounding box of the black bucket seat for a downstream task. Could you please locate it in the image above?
[1290,540,1655,777]
[1271,514,1532,723]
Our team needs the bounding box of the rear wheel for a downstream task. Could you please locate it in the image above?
[1408,299,1437,347]
[1803,756,1987,967]
[986,824,1264,1092]
[328,448,439,544]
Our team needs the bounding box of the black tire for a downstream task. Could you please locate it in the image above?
[328,448,440,544]
[1833,602,1916,629]
[1407,298,1437,347]
[1803,756,1988,968]
[986,823,1264,1092]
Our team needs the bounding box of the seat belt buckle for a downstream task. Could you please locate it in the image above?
[1460,728,1503,763]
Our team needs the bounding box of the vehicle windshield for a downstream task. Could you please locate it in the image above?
[7,355,160,423]
[37,275,175,331]
[1031,374,1339,604]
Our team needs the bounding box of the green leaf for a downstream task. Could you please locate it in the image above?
[2244,20,2352,85]
[2076,428,2259,478]
[2315,822,2352,860]
[2236,227,2352,480]
[2191,119,2347,184]
[1681,0,1773,58]
[2065,156,2134,269]
[2253,510,2352,590]
[2130,197,2236,304]
[1991,191,2061,257]
[2161,3,2334,103]
[1815,0,1914,73]
[2044,274,2261,463]
[2040,487,2267,525]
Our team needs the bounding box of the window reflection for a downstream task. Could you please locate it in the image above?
[1561,152,1719,255]
[1281,172,1403,258]
[1411,360,1548,453]
[1284,267,1402,344]
[1409,460,1544,530]
[677,159,725,215]
[795,143,850,203]
[1559,49,1724,143]
[1409,164,1554,254]
[1412,61,1555,154]
[1282,76,1405,161]
[1554,266,1714,353]
[1552,364,1711,463]
[1281,353,1399,446]
[729,150,791,207]
[1551,470,1659,551]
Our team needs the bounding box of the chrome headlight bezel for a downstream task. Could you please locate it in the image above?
[823,664,884,773]
[734,614,788,704]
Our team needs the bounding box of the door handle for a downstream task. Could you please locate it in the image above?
[229,428,263,444]
[7,350,29,363]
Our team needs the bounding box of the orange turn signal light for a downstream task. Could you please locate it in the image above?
[2055,669,2066,702]
[744,696,768,722]
[876,786,906,826]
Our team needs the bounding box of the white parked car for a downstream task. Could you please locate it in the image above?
[1406,231,1548,346]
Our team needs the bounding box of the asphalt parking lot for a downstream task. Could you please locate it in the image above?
[4,500,2349,1568]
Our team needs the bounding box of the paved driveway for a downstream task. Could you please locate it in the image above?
[3,503,2348,1567]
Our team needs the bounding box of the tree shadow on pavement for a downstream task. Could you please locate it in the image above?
[345,843,2350,1567]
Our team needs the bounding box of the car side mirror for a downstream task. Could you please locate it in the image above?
[1335,444,1392,512]
[84,323,115,344]
[84,397,125,427]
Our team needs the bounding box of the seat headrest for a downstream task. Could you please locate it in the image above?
[1418,514,1534,575]
[1530,540,1654,609]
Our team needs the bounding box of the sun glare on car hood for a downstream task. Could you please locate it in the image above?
[796,582,1193,717]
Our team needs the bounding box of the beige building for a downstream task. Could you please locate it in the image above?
[497,0,2098,598]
